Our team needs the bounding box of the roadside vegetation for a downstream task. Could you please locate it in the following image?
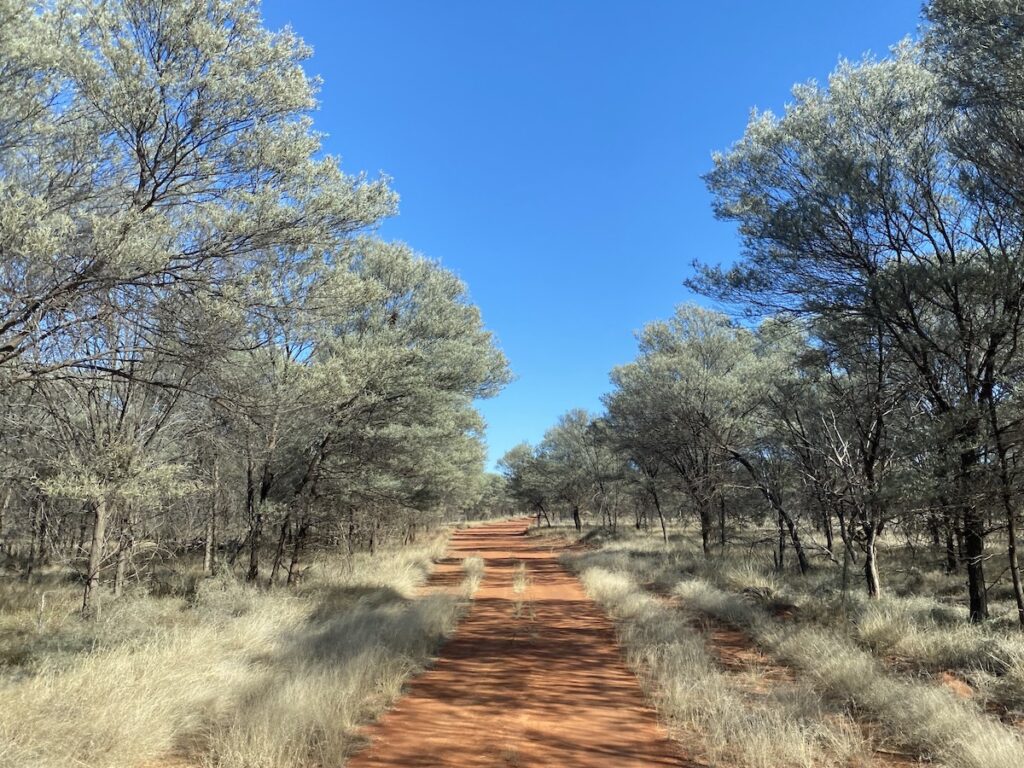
[0,534,487,768]
[562,524,1024,767]
[0,1,507,766]
[501,1,1024,763]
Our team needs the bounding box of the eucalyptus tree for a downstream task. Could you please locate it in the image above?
[535,410,602,532]
[699,48,1024,621]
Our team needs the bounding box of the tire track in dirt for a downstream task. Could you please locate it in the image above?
[346,519,694,767]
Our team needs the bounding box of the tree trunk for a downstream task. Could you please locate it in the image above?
[287,517,309,586]
[987,398,1024,628]
[776,510,786,572]
[82,500,107,618]
[36,499,49,565]
[0,487,9,546]
[863,523,881,598]
[651,489,668,543]
[203,456,219,576]
[822,508,835,554]
[731,450,810,574]
[269,508,292,586]
[1008,508,1024,630]
[944,514,958,574]
[247,505,263,582]
[952,425,988,622]
[113,515,132,599]
[245,457,267,583]
[24,498,39,581]
[718,494,727,547]
[836,506,857,564]
[963,504,988,622]
[572,505,582,533]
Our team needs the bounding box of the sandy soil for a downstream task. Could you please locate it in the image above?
[346,518,693,767]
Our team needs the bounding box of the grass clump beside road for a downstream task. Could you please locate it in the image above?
[567,553,872,768]
[562,523,1024,768]
[0,536,483,768]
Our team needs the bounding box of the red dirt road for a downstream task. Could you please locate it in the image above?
[347,519,690,768]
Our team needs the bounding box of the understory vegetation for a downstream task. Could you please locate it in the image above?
[0,533,485,768]
[563,523,1024,767]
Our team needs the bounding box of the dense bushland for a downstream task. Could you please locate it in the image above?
[0,3,506,764]
[0,0,508,618]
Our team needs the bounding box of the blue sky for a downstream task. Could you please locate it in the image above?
[261,0,924,468]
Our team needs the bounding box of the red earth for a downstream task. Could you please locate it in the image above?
[346,518,694,767]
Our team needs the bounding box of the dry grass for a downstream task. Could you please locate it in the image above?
[673,578,1024,768]
[0,534,483,768]
[565,524,1024,768]
[567,555,872,768]
[709,550,1024,716]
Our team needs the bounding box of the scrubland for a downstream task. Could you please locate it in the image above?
[558,523,1024,768]
[0,533,480,768]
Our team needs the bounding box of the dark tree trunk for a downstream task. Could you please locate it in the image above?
[651,489,668,543]
[699,504,712,556]
[82,500,107,618]
[944,520,958,574]
[986,396,1024,628]
[822,508,835,554]
[718,494,727,547]
[287,516,309,586]
[246,457,271,584]
[572,505,582,533]
[731,450,810,574]
[24,498,40,581]
[269,508,292,586]
[776,510,786,572]
[961,449,988,622]
[36,499,49,565]
[0,487,9,547]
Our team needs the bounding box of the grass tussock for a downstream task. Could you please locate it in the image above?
[564,524,1024,768]
[711,551,1024,716]
[568,556,871,768]
[0,534,481,768]
[672,578,1024,768]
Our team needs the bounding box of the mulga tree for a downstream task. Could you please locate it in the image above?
[698,48,1024,621]
[536,410,604,532]
[606,306,777,557]
[925,0,1024,629]
[499,443,555,526]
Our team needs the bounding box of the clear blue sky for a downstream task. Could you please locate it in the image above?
[261,0,924,469]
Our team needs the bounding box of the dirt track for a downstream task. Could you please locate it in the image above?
[347,519,690,767]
